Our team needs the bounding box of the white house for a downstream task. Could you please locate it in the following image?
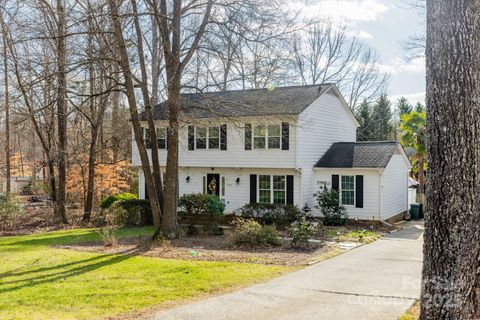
[132,84,411,222]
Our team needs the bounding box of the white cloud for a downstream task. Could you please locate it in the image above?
[390,92,426,105]
[378,56,426,75]
[289,0,389,22]
[347,30,373,39]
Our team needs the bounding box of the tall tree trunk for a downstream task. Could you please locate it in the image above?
[422,1,480,319]
[56,0,68,224]
[131,0,164,213]
[111,64,121,163]
[3,31,10,195]
[108,0,162,229]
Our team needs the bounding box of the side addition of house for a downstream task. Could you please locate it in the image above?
[132,84,411,221]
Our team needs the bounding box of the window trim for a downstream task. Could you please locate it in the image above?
[195,126,221,150]
[257,174,286,204]
[252,124,282,150]
[340,175,355,206]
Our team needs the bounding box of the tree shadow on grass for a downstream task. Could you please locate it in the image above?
[0,242,154,294]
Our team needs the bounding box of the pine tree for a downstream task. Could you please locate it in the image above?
[371,94,394,140]
[356,100,373,141]
[396,97,413,116]
[414,102,425,113]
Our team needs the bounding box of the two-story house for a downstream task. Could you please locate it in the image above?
[133,84,411,222]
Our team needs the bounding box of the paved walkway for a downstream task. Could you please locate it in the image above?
[154,221,424,320]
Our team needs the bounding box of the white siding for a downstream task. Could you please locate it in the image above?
[297,91,358,207]
[312,168,382,220]
[139,167,301,212]
[382,153,410,219]
[132,116,297,169]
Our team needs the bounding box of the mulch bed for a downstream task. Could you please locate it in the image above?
[57,232,341,266]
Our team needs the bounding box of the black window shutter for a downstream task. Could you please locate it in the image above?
[245,124,252,150]
[144,183,149,200]
[220,124,227,150]
[188,126,195,150]
[250,174,257,203]
[355,175,364,208]
[286,175,294,205]
[332,175,339,192]
[282,122,289,150]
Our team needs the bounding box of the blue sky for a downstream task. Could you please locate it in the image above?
[292,0,426,105]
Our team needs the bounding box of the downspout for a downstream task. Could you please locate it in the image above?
[379,169,384,220]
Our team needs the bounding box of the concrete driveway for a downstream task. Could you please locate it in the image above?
[154,221,424,320]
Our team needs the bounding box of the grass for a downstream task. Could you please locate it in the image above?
[399,301,420,320]
[0,228,291,320]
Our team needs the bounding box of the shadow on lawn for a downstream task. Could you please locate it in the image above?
[0,241,154,294]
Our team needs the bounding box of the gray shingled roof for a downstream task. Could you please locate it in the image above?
[141,84,334,120]
[315,142,400,168]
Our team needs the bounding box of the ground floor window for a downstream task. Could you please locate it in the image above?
[258,175,286,204]
[341,175,355,206]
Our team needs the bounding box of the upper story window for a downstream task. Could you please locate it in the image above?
[253,124,281,149]
[341,175,355,206]
[156,128,167,149]
[195,126,220,150]
[245,122,288,151]
[143,127,167,149]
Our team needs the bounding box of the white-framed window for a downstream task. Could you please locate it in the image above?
[341,175,355,206]
[195,126,220,150]
[258,175,286,204]
[253,124,281,149]
[156,128,167,149]
[143,127,167,149]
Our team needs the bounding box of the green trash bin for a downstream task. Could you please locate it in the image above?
[410,204,420,220]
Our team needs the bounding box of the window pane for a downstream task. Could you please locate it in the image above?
[254,125,266,137]
[196,127,207,149]
[259,190,271,203]
[273,191,285,204]
[273,175,285,190]
[341,176,354,190]
[268,125,280,137]
[156,128,166,139]
[259,175,271,189]
[196,138,206,149]
[197,127,207,137]
[254,137,266,149]
[268,137,280,149]
[209,127,219,137]
[157,139,166,149]
[209,138,219,149]
[342,190,354,205]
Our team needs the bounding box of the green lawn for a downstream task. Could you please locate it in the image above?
[0,228,291,320]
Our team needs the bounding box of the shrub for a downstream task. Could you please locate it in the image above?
[117,199,152,226]
[288,214,316,247]
[100,192,137,209]
[0,195,21,230]
[178,193,225,217]
[97,228,117,247]
[230,218,281,246]
[105,202,130,228]
[234,203,301,223]
[314,186,348,226]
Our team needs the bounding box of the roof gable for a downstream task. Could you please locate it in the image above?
[143,84,336,120]
[315,141,401,168]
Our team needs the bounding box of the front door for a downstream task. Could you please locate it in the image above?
[206,174,220,197]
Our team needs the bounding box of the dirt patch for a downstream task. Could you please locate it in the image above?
[0,203,98,237]
[57,233,342,266]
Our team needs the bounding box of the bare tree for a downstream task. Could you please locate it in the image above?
[291,22,389,110]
